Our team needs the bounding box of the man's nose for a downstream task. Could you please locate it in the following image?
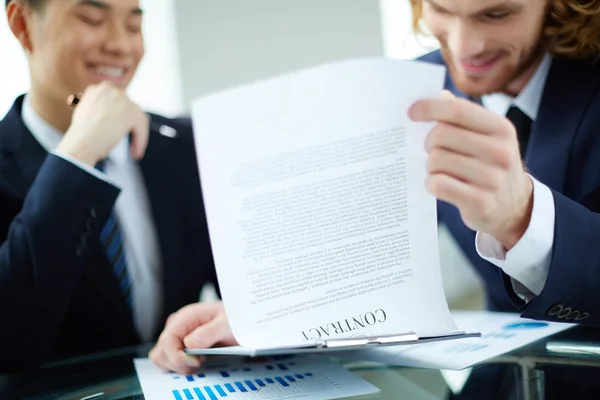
[102,22,134,56]
[446,20,486,61]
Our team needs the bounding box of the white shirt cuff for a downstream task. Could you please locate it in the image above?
[475,175,555,300]
[51,151,115,186]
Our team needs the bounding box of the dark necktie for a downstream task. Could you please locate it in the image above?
[96,161,133,308]
[506,106,532,157]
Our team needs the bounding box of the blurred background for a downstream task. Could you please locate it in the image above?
[0,0,484,310]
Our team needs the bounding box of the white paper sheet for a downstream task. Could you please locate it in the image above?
[346,310,575,370]
[134,356,379,400]
[191,58,457,349]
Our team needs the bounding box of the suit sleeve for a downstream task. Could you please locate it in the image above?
[502,189,600,327]
[0,154,120,372]
[476,175,554,299]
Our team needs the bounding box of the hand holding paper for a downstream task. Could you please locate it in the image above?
[409,91,534,250]
[149,301,237,374]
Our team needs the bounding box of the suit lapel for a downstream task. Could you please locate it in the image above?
[138,122,183,330]
[0,96,48,201]
[0,96,136,338]
[525,57,600,193]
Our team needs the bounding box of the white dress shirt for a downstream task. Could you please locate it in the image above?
[22,96,163,342]
[476,54,555,301]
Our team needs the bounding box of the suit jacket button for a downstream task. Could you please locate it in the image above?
[76,245,84,257]
[548,305,563,316]
[90,207,98,219]
[576,312,590,321]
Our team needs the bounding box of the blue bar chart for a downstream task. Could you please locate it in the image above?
[172,362,295,383]
[134,357,378,400]
[171,372,320,399]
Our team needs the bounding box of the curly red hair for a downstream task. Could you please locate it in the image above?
[409,0,600,59]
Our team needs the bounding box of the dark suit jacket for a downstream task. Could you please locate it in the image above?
[0,95,218,373]
[418,51,600,329]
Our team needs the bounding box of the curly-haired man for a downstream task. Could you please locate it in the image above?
[411,0,600,328]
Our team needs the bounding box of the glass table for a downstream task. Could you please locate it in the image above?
[1,327,599,400]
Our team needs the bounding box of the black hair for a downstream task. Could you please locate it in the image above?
[6,0,45,9]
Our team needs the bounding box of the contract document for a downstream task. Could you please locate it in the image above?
[188,57,478,356]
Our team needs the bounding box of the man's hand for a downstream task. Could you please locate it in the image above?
[409,91,533,250]
[149,301,237,374]
[56,81,149,166]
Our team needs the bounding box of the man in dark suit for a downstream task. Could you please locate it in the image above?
[150,0,600,382]
[407,0,600,328]
[0,0,232,373]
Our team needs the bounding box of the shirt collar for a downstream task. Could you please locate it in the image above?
[21,94,129,166]
[481,53,552,120]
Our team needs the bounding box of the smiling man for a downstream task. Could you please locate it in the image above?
[421,0,547,98]
[409,0,600,325]
[0,0,222,372]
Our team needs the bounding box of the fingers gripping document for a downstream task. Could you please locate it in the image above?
[188,58,479,356]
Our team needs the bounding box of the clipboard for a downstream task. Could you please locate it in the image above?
[185,331,482,357]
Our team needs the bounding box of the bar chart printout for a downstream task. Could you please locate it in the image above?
[134,357,379,400]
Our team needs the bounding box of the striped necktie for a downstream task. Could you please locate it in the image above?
[96,160,133,308]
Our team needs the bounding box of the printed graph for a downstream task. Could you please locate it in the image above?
[134,357,379,400]
[172,361,297,383]
[170,371,338,400]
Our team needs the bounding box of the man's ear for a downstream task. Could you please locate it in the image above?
[7,1,34,53]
